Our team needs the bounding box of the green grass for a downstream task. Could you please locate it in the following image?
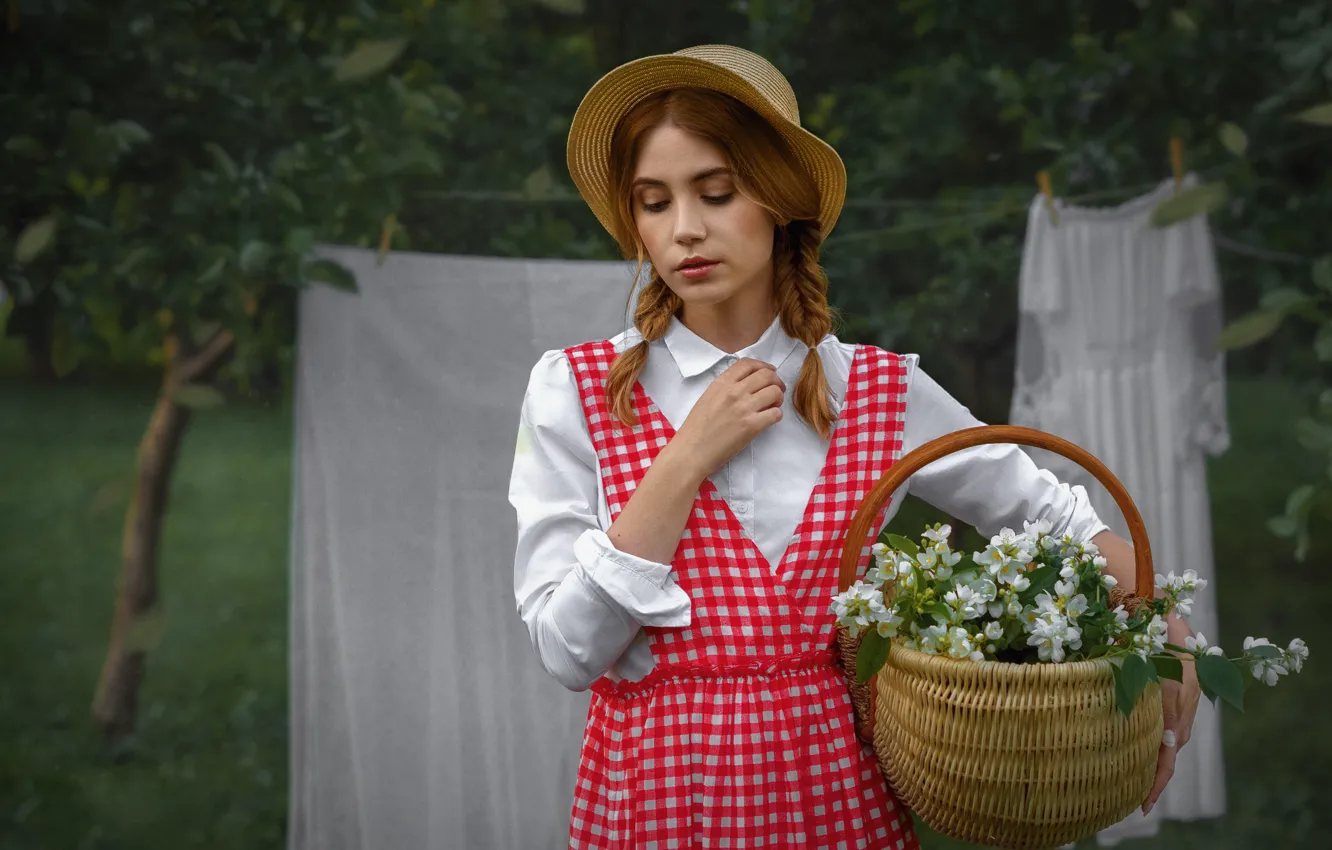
[1,370,1327,848]
[0,376,292,850]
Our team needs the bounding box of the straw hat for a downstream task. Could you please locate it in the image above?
[566,44,848,242]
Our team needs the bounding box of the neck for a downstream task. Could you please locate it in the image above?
[677,269,778,353]
[678,302,777,354]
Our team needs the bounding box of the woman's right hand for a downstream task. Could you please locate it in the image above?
[669,357,786,482]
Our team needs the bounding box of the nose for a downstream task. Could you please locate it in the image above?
[673,198,706,246]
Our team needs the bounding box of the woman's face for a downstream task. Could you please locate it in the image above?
[631,123,777,316]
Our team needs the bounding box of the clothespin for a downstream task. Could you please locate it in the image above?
[1037,171,1058,226]
[1170,136,1184,190]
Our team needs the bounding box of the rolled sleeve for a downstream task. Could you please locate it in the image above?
[510,350,690,692]
[575,529,693,628]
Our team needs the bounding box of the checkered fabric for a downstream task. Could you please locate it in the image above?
[563,339,915,850]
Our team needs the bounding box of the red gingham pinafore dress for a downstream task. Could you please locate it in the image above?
[564,338,919,850]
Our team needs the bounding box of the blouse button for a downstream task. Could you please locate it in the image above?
[734,502,750,515]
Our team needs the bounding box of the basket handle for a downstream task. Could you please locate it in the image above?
[836,425,1154,597]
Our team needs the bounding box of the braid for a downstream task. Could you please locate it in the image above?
[607,265,683,430]
[773,220,840,441]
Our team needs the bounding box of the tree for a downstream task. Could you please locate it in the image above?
[1,0,456,739]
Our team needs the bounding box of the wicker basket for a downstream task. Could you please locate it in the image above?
[836,425,1163,850]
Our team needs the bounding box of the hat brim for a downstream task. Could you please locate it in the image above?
[566,54,848,243]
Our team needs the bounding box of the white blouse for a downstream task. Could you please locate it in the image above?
[509,315,1108,692]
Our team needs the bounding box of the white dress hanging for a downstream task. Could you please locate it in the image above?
[1010,175,1230,843]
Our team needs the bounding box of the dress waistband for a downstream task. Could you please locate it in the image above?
[590,648,839,701]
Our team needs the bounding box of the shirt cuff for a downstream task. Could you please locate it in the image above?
[574,529,692,628]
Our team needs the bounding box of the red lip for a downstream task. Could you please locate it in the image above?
[677,256,719,271]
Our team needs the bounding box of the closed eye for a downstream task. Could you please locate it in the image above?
[640,193,735,214]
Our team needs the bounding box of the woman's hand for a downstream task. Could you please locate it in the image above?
[1088,531,1202,814]
[670,357,785,482]
[1142,613,1202,815]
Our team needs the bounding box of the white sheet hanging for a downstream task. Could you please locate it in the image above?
[1011,176,1230,843]
[287,246,642,850]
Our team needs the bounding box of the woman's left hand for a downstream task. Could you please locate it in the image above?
[1142,615,1201,815]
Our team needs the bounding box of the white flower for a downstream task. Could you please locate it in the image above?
[864,565,892,587]
[1011,574,1031,593]
[988,600,1005,619]
[874,608,905,637]
[917,549,939,570]
[1023,518,1053,538]
[1243,636,1272,651]
[947,626,975,659]
[991,527,1020,548]
[1102,574,1118,589]
[985,621,1004,641]
[945,586,987,621]
[1006,596,1024,616]
[1252,656,1289,687]
[1174,596,1194,618]
[922,524,952,543]
[916,623,948,655]
[935,562,955,582]
[970,650,986,662]
[871,542,889,561]
[1040,536,1058,551]
[1093,555,1108,570]
[830,581,890,637]
[969,577,999,603]
[1059,563,1077,580]
[1028,613,1082,663]
[1284,638,1309,674]
[1185,632,1224,657]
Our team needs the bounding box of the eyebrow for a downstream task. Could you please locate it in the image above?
[631,167,734,190]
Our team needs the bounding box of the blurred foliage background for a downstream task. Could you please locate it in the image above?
[2,0,1329,847]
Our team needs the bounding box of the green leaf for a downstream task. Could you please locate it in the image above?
[524,165,554,198]
[1196,654,1245,712]
[1114,652,1152,716]
[303,258,358,292]
[1292,102,1332,126]
[1216,309,1284,350]
[855,630,891,683]
[110,120,152,148]
[1152,655,1185,683]
[1021,563,1058,602]
[1267,515,1297,538]
[885,534,919,559]
[1311,257,1332,296]
[1296,419,1332,453]
[1285,484,1316,518]
[199,256,227,285]
[239,241,272,274]
[1149,182,1229,228]
[923,601,951,623]
[204,143,238,180]
[1258,287,1312,313]
[335,38,410,83]
[1218,122,1247,156]
[4,136,44,158]
[15,216,57,264]
[272,185,303,213]
[172,384,225,408]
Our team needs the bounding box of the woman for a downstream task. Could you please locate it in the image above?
[509,45,1199,849]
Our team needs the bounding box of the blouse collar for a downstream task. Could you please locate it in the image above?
[661,313,799,379]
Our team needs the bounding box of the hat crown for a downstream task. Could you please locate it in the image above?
[672,45,801,126]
